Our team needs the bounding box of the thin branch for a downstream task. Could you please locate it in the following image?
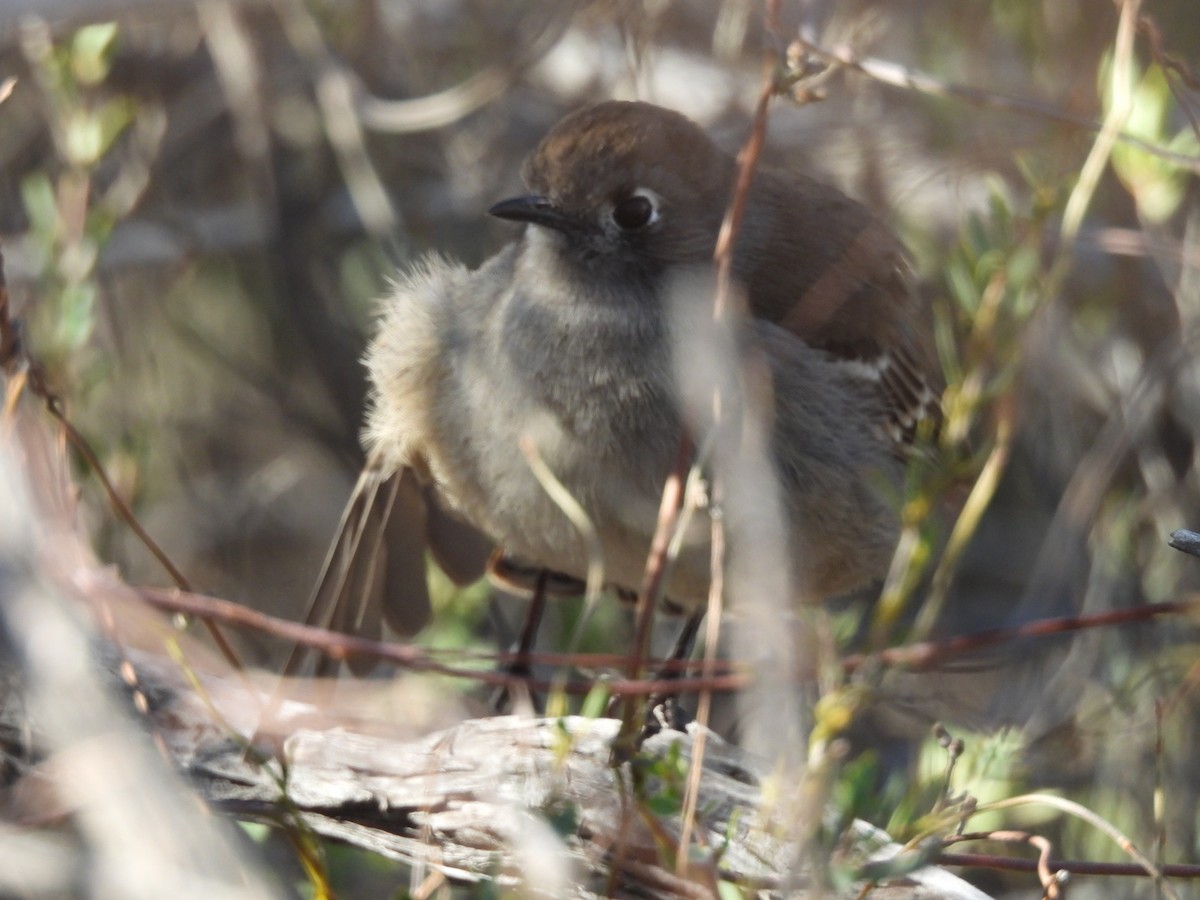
[794,34,1200,175]
[942,831,1061,899]
[1059,0,1143,252]
[970,792,1176,898]
[679,0,782,868]
[355,6,575,134]
[937,852,1200,880]
[135,585,748,697]
[0,245,243,672]
[272,0,399,238]
[614,435,693,746]
[133,581,1200,692]
[846,595,1200,674]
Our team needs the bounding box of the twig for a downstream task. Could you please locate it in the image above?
[942,831,1062,899]
[135,580,1200,691]
[520,437,605,608]
[937,853,1200,880]
[0,244,242,672]
[355,6,574,134]
[1060,0,1143,252]
[794,32,1200,174]
[615,436,693,746]
[911,395,1014,639]
[272,0,398,237]
[970,792,1175,898]
[846,595,1200,674]
[136,584,748,697]
[0,246,16,370]
[678,0,782,869]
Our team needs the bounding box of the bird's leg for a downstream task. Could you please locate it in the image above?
[639,608,705,738]
[490,568,550,713]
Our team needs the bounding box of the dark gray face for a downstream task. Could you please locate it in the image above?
[488,185,670,278]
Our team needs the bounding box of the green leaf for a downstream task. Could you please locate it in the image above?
[70,22,119,85]
[237,821,271,843]
[20,172,59,239]
[642,789,682,817]
[1110,63,1200,222]
[579,683,609,719]
[1005,244,1039,289]
[57,280,97,349]
[64,108,105,166]
[944,256,978,313]
[64,99,134,167]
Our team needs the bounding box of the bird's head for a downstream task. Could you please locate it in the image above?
[490,101,735,283]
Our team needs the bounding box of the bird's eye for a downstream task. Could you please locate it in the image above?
[611,192,657,231]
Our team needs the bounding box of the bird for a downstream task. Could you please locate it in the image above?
[293,100,941,673]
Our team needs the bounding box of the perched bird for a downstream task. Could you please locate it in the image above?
[297,100,940,667]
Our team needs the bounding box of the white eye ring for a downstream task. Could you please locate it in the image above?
[610,188,661,231]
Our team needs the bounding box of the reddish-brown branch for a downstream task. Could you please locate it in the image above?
[943,831,1061,898]
[939,852,1200,880]
[132,584,1200,693]
[844,596,1200,674]
[626,435,693,685]
[136,585,747,697]
[0,247,14,370]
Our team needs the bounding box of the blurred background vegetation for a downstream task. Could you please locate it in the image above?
[2,0,1199,896]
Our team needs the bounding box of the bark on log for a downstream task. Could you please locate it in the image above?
[148,655,992,899]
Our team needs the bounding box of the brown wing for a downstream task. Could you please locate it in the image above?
[424,487,494,587]
[744,173,943,449]
[285,460,490,677]
[777,245,942,448]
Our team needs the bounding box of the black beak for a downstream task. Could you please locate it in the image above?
[488,195,584,235]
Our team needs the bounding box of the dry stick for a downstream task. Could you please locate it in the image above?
[144,581,724,673]
[796,33,1200,174]
[937,853,1200,880]
[133,555,1200,694]
[846,595,1200,674]
[137,584,748,697]
[274,0,397,238]
[1154,698,1168,896]
[615,435,693,748]
[1062,0,1144,253]
[677,0,781,871]
[919,786,1188,895]
[135,578,1200,695]
[910,396,1014,639]
[0,247,14,367]
[677,524,726,876]
[967,791,1175,899]
[942,831,1061,899]
[616,0,793,743]
[355,5,573,134]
